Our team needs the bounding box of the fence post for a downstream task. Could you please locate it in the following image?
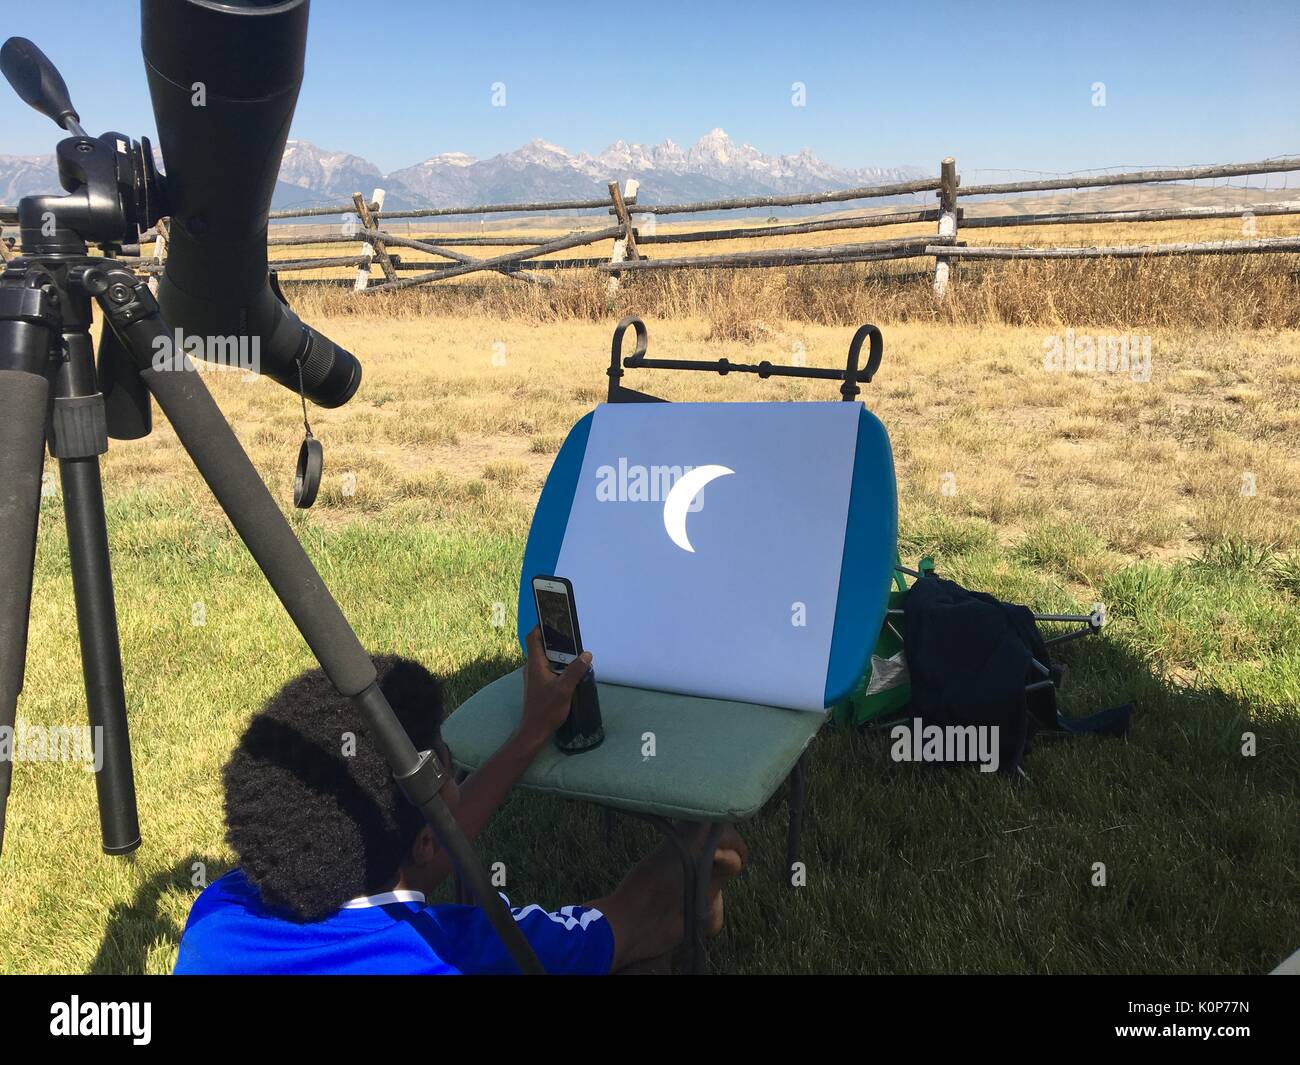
[608,179,640,260]
[353,188,394,289]
[605,179,639,301]
[606,238,627,302]
[933,157,958,300]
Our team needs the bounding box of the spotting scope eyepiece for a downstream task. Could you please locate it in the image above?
[141,0,361,408]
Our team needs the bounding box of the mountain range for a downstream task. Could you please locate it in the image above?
[1,128,928,216]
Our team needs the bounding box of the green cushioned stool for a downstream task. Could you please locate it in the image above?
[445,668,823,820]
[444,667,823,973]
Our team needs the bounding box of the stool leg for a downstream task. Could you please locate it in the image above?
[786,755,806,888]
[691,823,725,975]
[631,816,732,973]
[645,817,699,974]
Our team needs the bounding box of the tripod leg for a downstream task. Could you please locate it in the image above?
[55,332,140,854]
[0,264,65,857]
[93,268,545,973]
[0,368,49,856]
[60,455,141,853]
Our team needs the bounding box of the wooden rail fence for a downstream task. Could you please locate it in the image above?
[2,154,1298,300]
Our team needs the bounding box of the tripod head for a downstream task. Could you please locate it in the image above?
[1,37,166,436]
[1,38,165,255]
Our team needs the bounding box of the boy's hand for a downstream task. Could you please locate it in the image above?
[518,626,592,749]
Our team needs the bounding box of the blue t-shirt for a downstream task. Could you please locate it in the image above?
[173,869,614,975]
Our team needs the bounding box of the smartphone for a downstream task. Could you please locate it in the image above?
[532,575,583,670]
[531,575,604,754]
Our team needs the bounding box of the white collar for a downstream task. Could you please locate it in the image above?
[341,889,426,909]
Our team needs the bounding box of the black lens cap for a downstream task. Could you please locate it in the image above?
[293,436,323,508]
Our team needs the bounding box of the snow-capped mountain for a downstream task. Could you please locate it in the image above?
[0,154,60,202]
[278,141,384,199]
[386,129,928,212]
[0,129,929,216]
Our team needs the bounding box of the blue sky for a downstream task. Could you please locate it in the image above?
[4,0,1298,176]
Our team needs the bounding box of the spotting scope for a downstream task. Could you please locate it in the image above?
[142,0,361,408]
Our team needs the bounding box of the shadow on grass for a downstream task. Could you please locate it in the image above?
[86,622,1299,975]
[90,853,231,975]
[804,632,1300,974]
[451,628,1300,974]
[442,652,522,714]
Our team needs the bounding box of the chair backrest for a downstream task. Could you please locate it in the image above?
[518,400,897,712]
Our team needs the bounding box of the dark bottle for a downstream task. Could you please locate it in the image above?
[555,668,604,754]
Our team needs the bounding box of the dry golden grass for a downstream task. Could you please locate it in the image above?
[90,306,1300,594]
[105,208,1300,603]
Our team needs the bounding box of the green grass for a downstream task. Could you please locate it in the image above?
[1,486,1296,974]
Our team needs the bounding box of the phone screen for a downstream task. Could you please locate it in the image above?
[535,585,578,658]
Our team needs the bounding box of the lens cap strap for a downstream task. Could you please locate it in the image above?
[292,355,322,508]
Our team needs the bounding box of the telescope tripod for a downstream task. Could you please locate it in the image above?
[0,249,545,972]
[0,255,139,855]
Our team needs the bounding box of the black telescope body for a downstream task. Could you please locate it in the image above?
[142,0,360,407]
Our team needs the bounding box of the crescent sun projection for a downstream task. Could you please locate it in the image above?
[662,465,735,553]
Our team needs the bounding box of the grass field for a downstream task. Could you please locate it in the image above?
[1,246,1298,973]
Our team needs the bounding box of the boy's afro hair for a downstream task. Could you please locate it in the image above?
[223,655,443,921]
